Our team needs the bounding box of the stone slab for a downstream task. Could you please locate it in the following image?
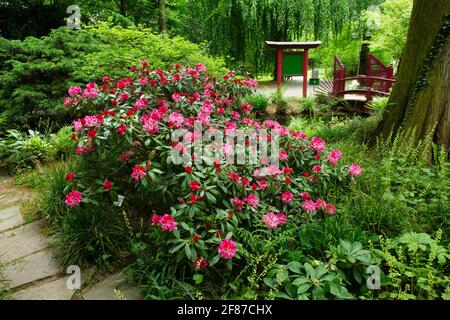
[2,250,60,288]
[0,213,24,232]
[0,222,50,263]
[82,273,143,300]
[13,277,75,300]
[0,207,20,220]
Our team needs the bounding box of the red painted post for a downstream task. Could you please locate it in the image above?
[276,49,283,91]
[302,49,308,97]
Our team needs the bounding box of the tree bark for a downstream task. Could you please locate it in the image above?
[372,0,450,155]
[159,0,168,33]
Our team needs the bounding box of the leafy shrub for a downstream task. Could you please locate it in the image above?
[0,126,75,173]
[263,239,378,300]
[271,90,289,115]
[375,231,450,300]
[244,94,269,114]
[58,61,363,280]
[299,97,315,117]
[48,126,77,159]
[264,260,355,300]
[0,130,50,172]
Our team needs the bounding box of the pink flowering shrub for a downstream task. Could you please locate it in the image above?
[62,62,361,274]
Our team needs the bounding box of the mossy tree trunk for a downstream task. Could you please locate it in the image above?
[373,0,450,154]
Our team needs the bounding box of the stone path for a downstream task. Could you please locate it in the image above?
[257,76,326,97]
[0,177,143,300]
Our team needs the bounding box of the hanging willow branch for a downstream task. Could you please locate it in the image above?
[184,0,381,74]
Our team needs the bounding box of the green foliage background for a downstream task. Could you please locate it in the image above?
[0,23,225,130]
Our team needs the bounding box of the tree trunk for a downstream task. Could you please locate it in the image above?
[372,0,450,155]
[358,33,371,76]
[119,0,126,16]
[159,0,168,33]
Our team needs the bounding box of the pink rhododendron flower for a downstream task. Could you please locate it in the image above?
[326,203,336,215]
[231,197,244,211]
[103,180,113,192]
[262,212,279,229]
[197,112,210,126]
[301,192,311,200]
[188,180,202,192]
[254,165,282,178]
[140,115,159,135]
[84,115,100,127]
[218,239,237,260]
[64,97,71,106]
[72,120,83,132]
[82,84,98,99]
[168,112,185,128]
[257,180,268,190]
[134,98,148,109]
[349,163,362,177]
[65,190,82,207]
[195,63,207,72]
[172,92,182,102]
[138,77,149,86]
[244,194,259,208]
[119,93,129,101]
[315,199,327,210]
[68,86,82,97]
[313,165,322,173]
[231,111,240,120]
[281,192,294,203]
[262,212,287,229]
[117,124,127,136]
[302,199,317,212]
[131,165,146,181]
[159,214,177,231]
[202,100,214,113]
[292,131,308,140]
[242,103,253,113]
[310,137,326,153]
[222,143,233,159]
[65,172,76,181]
[327,150,342,166]
[243,78,258,88]
[151,214,161,225]
[172,74,182,82]
[279,150,289,161]
[86,129,97,139]
[276,213,287,225]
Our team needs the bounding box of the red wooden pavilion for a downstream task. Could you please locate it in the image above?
[266,41,321,97]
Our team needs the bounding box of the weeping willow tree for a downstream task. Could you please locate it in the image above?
[182,0,382,74]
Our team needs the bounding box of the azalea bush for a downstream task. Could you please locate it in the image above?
[60,61,363,279]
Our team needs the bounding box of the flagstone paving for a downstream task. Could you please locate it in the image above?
[0,177,143,300]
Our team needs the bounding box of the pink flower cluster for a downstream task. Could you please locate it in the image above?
[262,212,287,229]
[151,214,178,231]
[349,163,362,177]
[218,239,237,260]
[65,190,82,207]
[302,198,336,215]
